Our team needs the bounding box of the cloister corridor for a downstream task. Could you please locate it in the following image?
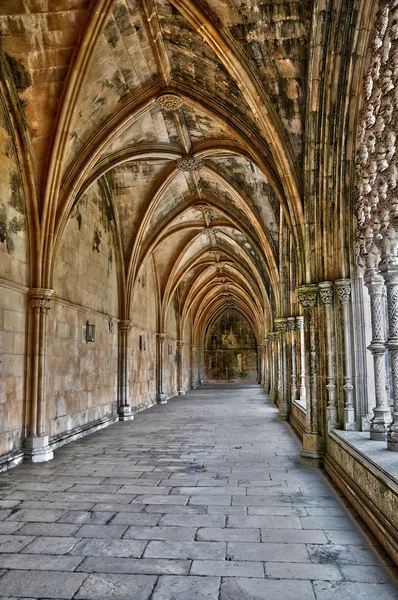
[0,384,396,600]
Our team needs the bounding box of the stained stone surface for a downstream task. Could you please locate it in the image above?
[0,384,396,599]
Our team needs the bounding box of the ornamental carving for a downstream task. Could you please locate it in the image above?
[156,333,166,343]
[29,288,54,313]
[296,316,304,330]
[318,282,334,305]
[176,156,204,172]
[119,320,132,334]
[336,280,351,304]
[156,94,183,111]
[296,285,318,309]
[356,1,398,267]
[275,318,288,333]
[287,317,296,331]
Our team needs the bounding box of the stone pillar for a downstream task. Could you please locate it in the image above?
[287,317,297,404]
[297,285,324,466]
[25,288,54,463]
[156,333,167,404]
[263,339,269,393]
[335,279,356,430]
[257,344,263,385]
[177,340,185,395]
[296,316,306,402]
[275,318,289,420]
[364,269,391,440]
[190,345,197,389]
[199,346,205,385]
[267,332,276,400]
[380,263,398,450]
[118,320,134,421]
[318,282,338,429]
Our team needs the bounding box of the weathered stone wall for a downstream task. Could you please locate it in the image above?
[205,309,257,382]
[48,184,119,440]
[129,261,158,407]
[0,103,29,461]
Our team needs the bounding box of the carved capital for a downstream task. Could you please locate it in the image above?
[336,279,351,304]
[157,333,166,344]
[262,338,269,347]
[119,320,132,334]
[177,340,185,348]
[156,94,183,111]
[176,156,204,172]
[318,281,334,305]
[29,288,54,313]
[287,317,296,331]
[296,316,304,330]
[296,284,318,309]
[267,332,275,342]
[274,318,288,333]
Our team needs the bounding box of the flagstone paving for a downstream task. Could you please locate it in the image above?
[0,384,397,599]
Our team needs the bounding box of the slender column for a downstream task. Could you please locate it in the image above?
[273,330,281,406]
[118,320,134,421]
[177,340,185,395]
[380,263,398,450]
[267,333,276,400]
[25,288,54,462]
[335,279,356,430]
[287,317,297,405]
[275,318,289,420]
[364,269,391,439]
[296,316,306,402]
[257,345,263,385]
[263,339,269,393]
[190,345,197,389]
[318,282,338,428]
[199,346,205,385]
[156,333,167,404]
[297,285,324,467]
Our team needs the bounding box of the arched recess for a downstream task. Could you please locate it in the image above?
[203,307,259,383]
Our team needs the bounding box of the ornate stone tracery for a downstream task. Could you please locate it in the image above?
[156,94,184,111]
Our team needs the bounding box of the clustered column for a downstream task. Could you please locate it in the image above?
[118,320,134,421]
[25,288,55,463]
[156,333,167,404]
[177,340,185,395]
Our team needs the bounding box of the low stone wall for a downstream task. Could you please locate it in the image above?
[289,399,306,439]
[325,431,398,566]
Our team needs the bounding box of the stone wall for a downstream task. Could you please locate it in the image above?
[0,102,29,462]
[48,184,119,441]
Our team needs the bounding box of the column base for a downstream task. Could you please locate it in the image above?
[370,407,391,440]
[24,435,53,463]
[299,433,324,467]
[199,380,205,386]
[157,393,167,404]
[387,413,398,450]
[191,382,197,390]
[327,407,338,430]
[277,405,290,421]
[344,408,356,431]
[118,405,134,421]
[178,390,186,396]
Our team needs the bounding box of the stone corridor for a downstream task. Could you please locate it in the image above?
[0,385,396,600]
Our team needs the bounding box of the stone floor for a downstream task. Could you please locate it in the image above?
[0,385,397,599]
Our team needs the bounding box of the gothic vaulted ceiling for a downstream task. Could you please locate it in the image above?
[0,0,313,340]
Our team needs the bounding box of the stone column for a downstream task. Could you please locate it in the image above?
[257,344,263,385]
[380,263,398,450]
[177,340,185,395]
[275,318,289,420]
[318,282,337,428]
[297,285,324,466]
[364,269,391,439]
[287,317,297,404]
[118,320,134,421]
[190,345,197,389]
[335,279,356,430]
[25,288,54,462]
[267,332,275,400]
[263,339,269,394]
[156,333,167,404]
[296,316,306,402]
[199,346,205,385]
